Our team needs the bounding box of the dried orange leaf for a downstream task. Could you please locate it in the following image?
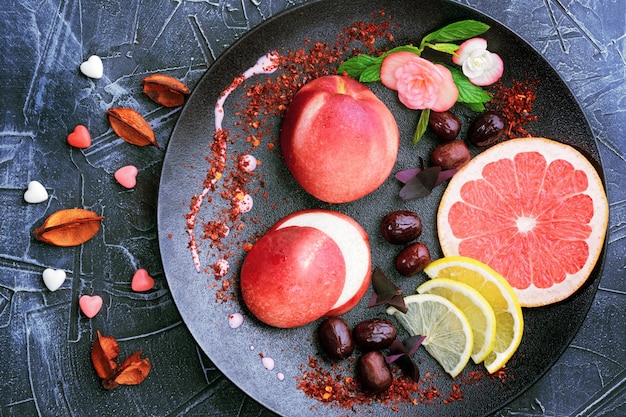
[142,74,190,107]
[107,107,159,148]
[34,208,104,247]
[114,351,151,385]
[91,332,151,390]
[91,330,119,380]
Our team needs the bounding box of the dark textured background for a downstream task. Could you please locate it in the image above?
[0,1,624,416]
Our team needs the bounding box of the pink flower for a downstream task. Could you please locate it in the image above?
[452,38,503,86]
[380,52,458,112]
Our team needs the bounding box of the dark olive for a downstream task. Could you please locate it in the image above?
[356,351,393,393]
[468,112,507,146]
[395,242,431,276]
[380,210,423,244]
[428,110,461,141]
[353,318,397,351]
[430,140,471,170]
[317,317,354,360]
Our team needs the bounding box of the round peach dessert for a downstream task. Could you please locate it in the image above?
[240,209,371,328]
[280,75,399,203]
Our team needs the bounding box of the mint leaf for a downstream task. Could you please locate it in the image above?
[422,20,490,44]
[359,63,382,82]
[413,108,430,145]
[338,45,423,82]
[447,66,492,104]
[463,101,486,112]
[424,42,459,55]
[381,45,422,57]
[337,54,378,79]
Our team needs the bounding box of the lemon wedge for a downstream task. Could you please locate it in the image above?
[417,278,496,364]
[386,293,473,378]
[424,256,524,373]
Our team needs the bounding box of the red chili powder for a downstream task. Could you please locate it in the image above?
[487,79,539,137]
[296,356,490,412]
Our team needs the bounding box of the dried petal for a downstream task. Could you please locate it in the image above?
[114,351,151,385]
[91,331,119,381]
[91,332,151,390]
[142,74,190,107]
[107,108,159,148]
[33,208,104,246]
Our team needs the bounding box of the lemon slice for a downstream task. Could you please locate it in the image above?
[386,294,473,378]
[424,256,524,373]
[417,278,496,364]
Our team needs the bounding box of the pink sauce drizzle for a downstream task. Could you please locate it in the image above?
[186,52,280,272]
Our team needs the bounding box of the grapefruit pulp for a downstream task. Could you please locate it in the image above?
[437,137,608,307]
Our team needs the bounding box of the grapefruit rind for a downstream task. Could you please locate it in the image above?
[437,137,609,307]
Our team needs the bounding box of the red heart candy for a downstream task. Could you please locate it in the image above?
[114,165,138,189]
[131,268,155,292]
[79,295,103,318]
[67,125,91,148]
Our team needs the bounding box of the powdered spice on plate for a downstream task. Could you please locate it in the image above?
[487,78,539,137]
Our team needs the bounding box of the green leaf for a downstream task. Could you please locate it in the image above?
[424,42,460,55]
[359,63,382,82]
[462,101,486,112]
[422,20,490,45]
[447,66,492,104]
[337,54,379,79]
[381,45,423,57]
[338,45,423,81]
[413,108,430,145]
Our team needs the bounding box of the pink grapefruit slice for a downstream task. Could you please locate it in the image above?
[437,137,608,307]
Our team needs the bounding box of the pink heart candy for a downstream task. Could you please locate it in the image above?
[67,125,91,148]
[114,165,138,189]
[79,295,103,318]
[131,268,155,292]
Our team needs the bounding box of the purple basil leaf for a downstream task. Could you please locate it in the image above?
[386,338,421,381]
[436,168,457,186]
[405,335,427,356]
[385,353,405,364]
[395,168,421,184]
[388,294,408,313]
[397,355,420,381]
[399,166,441,200]
[368,268,407,313]
[388,337,407,356]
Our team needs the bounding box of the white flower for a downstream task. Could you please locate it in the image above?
[453,38,504,86]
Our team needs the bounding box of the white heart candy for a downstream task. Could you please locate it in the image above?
[80,55,103,79]
[42,268,66,292]
[24,180,49,203]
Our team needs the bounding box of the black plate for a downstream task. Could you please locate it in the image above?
[158,0,603,415]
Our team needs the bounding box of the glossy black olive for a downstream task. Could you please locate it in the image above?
[353,318,397,351]
[356,351,393,393]
[430,140,471,170]
[380,210,423,244]
[395,242,431,276]
[428,110,461,141]
[468,112,507,146]
[317,317,354,360]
